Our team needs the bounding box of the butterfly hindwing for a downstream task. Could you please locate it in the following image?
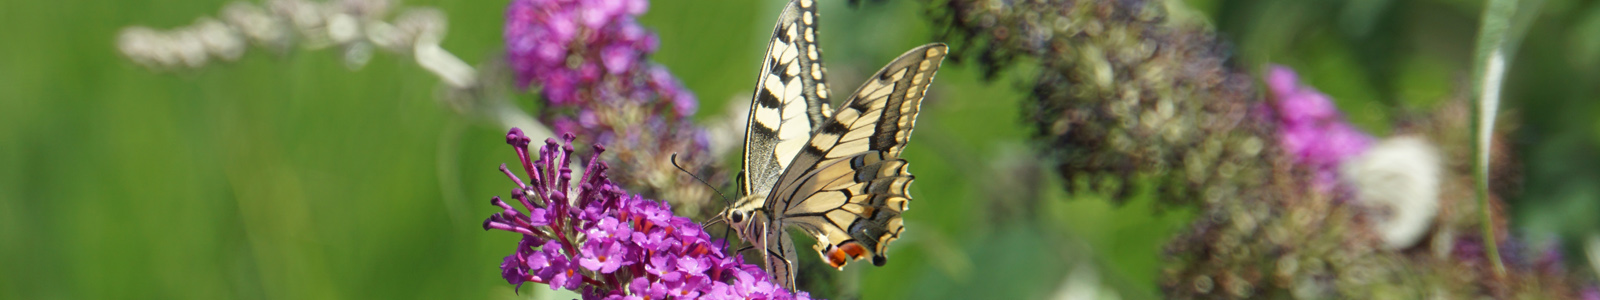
[742,0,835,199]
[777,152,912,267]
[765,43,947,282]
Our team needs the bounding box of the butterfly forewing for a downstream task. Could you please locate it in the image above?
[742,0,835,198]
[764,44,948,283]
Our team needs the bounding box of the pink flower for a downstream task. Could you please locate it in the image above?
[1264,65,1374,191]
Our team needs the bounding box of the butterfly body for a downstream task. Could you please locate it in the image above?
[722,0,947,290]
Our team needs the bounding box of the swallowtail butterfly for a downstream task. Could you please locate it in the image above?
[721,0,946,290]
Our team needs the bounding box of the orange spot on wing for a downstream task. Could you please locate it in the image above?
[823,243,870,269]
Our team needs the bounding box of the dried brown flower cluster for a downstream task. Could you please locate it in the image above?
[931,0,1270,206]
[117,0,448,72]
[926,0,1591,298]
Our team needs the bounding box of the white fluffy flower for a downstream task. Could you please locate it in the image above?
[1341,136,1442,250]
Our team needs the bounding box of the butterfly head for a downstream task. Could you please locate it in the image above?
[720,194,768,238]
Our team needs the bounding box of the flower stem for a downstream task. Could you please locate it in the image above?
[581,274,609,289]
[549,202,579,256]
[1470,0,1518,278]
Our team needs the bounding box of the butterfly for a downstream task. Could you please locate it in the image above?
[718,0,947,290]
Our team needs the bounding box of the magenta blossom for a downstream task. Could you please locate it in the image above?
[502,0,690,116]
[1264,65,1374,191]
[483,128,813,300]
[504,0,713,207]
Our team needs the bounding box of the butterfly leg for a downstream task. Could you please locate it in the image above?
[761,221,800,290]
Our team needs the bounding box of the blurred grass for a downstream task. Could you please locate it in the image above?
[0,0,506,298]
[2,0,1599,299]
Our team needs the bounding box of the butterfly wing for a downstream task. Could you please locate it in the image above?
[764,43,948,287]
[742,0,835,198]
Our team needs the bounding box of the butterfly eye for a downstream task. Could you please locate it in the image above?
[730,211,746,223]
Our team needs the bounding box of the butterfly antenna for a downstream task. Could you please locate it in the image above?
[670,153,732,206]
[668,153,745,257]
[701,216,724,230]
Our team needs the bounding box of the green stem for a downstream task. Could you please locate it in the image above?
[1470,0,1517,278]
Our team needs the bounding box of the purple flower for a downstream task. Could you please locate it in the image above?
[648,66,698,117]
[503,0,716,210]
[645,253,676,278]
[578,240,625,273]
[628,276,669,299]
[673,275,710,298]
[630,228,667,251]
[1263,65,1374,191]
[503,0,681,113]
[482,128,814,299]
[545,253,583,291]
[600,44,636,75]
[587,216,631,241]
[500,246,532,288]
[677,255,710,275]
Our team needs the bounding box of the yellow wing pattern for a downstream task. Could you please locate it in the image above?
[765,44,946,282]
[742,0,835,199]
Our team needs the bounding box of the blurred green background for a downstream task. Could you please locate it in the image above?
[2,0,1597,299]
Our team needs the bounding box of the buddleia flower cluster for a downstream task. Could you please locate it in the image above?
[927,0,1596,298]
[485,128,815,300]
[930,0,1272,204]
[504,0,719,210]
